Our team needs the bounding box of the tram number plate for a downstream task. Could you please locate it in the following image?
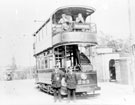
[78,85,91,91]
[82,86,89,89]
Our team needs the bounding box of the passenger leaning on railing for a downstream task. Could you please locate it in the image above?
[58,14,73,31]
[75,13,84,23]
[74,13,85,31]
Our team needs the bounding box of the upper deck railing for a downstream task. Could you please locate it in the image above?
[33,6,96,37]
[52,22,97,35]
[52,6,96,35]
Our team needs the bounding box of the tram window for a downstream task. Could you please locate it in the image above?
[41,58,44,69]
[45,59,48,68]
[48,56,53,68]
[46,22,51,36]
[41,29,44,39]
[36,60,38,69]
[40,31,43,41]
[37,59,40,69]
[50,50,52,54]
[38,32,40,41]
[36,34,39,42]
[35,36,37,43]
[47,51,50,55]
[66,60,71,67]
[42,25,46,37]
[45,25,47,36]
[56,59,61,68]
[43,53,46,56]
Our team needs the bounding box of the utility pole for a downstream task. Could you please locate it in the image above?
[127,0,135,92]
[128,0,132,41]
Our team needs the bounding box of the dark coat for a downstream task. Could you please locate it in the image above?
[51,70,64,88]
[65,72,77,89]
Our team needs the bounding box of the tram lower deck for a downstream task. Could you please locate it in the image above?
[35,44,100,95]
[36,69,100,95]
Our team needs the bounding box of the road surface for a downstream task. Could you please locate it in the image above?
[0,79,135,105]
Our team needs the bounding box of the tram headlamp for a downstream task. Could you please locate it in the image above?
[81,73,87,80]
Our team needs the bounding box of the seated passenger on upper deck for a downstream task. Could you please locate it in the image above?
[58,14,72,31]
[75,13,84,23]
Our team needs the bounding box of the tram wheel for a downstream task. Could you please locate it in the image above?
[49,86,54,95]
[46,85,50,93]
[43,84,48,93]
[47,85,51,94]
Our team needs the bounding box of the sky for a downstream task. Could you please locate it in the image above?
[0,0,135,67]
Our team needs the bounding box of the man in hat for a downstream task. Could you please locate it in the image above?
[51,66,64,102]
[65,66,77,102]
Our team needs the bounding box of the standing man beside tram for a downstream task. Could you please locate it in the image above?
[65,66,77,102]
[51,66,63,102]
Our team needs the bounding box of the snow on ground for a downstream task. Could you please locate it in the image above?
[0,79,135,105]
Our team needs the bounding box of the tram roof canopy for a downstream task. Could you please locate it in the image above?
[52,6,95,23]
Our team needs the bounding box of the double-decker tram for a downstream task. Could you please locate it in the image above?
[33,6,100,95]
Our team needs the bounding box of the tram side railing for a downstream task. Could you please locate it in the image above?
[52,23,97,35]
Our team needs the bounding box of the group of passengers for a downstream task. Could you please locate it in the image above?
[58,13,86,31]
[51,66,77,103]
